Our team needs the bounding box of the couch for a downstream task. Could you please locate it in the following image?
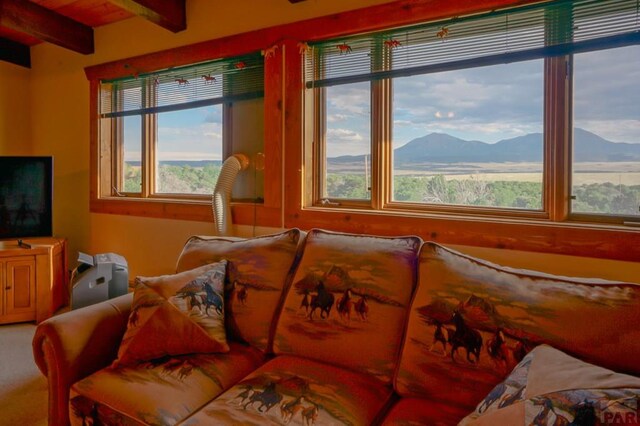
[32,228,640,425]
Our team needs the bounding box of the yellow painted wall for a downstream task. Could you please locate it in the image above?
[25,0,640,284]
[0,61,31,155]
[28,0,398,278]
[449,244,640,284]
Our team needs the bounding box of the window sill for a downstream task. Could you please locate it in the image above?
[304,204,639,231]
[287,206,640,262]
[91,196,281,227]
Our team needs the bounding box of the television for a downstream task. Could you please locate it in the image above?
[0,156,53,240]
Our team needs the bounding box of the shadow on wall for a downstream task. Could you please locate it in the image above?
[54,169,91,270]
[88,213,217,279]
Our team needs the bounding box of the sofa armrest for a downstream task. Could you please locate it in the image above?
[32,293,133,426]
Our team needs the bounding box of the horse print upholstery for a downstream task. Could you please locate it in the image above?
[175,229,303,352]
[69,343,265,426]
[459,345,640,426]
[272,229,421,383]
[180,355,393,425]
[112,261,230,367]
[394,242,640,413]
[32,229,640,426]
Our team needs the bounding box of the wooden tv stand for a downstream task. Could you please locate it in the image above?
[0,237,67,324]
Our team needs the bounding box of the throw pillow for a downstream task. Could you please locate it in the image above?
[395,242,640,410]
[459,344,640,425]
[175,229,303,352]
[113,261,230,367]
[272,228,422,383]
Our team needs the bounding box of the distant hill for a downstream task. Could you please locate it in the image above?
[126,160,222,167]
[329,128,640,166]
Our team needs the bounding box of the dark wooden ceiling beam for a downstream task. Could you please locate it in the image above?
[108,0,186,33]
[0,36,30,68]
[0,0,93,54]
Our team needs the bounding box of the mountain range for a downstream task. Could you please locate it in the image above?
[329,128,640,165]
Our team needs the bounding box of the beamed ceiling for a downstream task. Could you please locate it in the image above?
[0,0,307,68]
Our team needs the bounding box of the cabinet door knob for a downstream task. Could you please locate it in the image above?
[5,286,11,290]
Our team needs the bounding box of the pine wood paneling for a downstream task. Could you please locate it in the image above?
[0,26,40,46]
[263,41,284,214]
[30,0,133,27]
[107,0,185,32]
[84,0,640,261]
[0,0,94,54]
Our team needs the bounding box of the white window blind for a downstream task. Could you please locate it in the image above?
[305,0,640,87]
[100,52,264,118]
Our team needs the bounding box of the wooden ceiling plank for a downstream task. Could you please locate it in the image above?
[0,0,93,54]
[0,36,30,68]
[108,0,185,33]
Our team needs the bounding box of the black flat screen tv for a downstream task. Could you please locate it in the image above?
[0,156,53,240]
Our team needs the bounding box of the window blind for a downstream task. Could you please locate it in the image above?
[100,52,264,118]
[305,0,640,88]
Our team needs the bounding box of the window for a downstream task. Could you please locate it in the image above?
[154,106,222,195]
[120,115,142,193]
[99,53,264,202]
[572,45,640,220]
[305,0,640,223]
[391,62,543,209]
[322,82,371,202]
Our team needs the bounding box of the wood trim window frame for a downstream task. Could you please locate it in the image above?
[85,0,639,261]
[109,102,226,202]
[282,0,640,262]
[302,2,640,227]
[310,58,552,221]
[86,38,285,227]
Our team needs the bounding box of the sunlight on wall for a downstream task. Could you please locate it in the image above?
[450,244,640,284]
[0,62,31,155]
[22,0,640,282]
[27,0,398,276]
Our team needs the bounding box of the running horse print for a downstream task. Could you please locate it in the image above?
[308,282,334,320]
[203,282,224,316]
[449,310,483,363]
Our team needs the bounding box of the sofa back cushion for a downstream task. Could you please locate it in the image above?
[272,229,422,383]
[395,242,640,411]
[175,229,302,352]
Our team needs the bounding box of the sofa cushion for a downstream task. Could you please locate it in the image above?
[459,344,640,425]
[272,229,422,383]
[380,398,471,426]
[179,355,394,425]
[395,242,640,411]
[175,229,302,352]
[69,342,265,426]
[114,262,229,367]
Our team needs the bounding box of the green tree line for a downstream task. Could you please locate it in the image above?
[328,174,640,215]
[122,164,639,216]
[123,163,221,194]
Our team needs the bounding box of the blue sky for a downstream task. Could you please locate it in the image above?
[124,45,639,161]
[156,106,222,161]
[124,105,223,161]
[326,45,639,158]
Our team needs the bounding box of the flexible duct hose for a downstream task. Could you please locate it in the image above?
[212,154,249,235]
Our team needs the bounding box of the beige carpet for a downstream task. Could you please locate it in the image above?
[0,323,48,426]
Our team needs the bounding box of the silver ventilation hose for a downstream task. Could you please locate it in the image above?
[212,153,249,236]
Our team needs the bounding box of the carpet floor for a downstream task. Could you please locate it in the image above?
[0,322,48,426]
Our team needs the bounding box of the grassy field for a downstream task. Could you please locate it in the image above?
[381,162,640,185]
[439,172,640,185]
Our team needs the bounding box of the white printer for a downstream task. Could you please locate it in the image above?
[71,252,129,309]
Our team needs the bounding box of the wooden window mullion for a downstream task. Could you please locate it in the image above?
[142,82,154,198]
[545,55,572,222]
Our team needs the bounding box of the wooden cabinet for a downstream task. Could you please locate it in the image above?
[2,258,37,321]
[0,238,67,324]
